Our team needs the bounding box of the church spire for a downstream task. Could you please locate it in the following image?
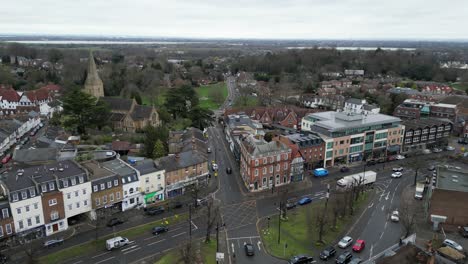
[84,50,104,98]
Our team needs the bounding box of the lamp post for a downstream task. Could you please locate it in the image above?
[278,202,282,244]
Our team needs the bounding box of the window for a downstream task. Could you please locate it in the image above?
[270,166,273,173]
[82,189,86,195]
[51,211,59,221]
[124,190,127,196]
[41,185,47,192]
[262,167,266,174]
[49,198,57,206]
[157,174,161,180]
[100,183,105,190]
[405,138,412,144]
[76,202,80,208]
[103,195,107,204]
[68,204,72,210]
[116,192,121,200]
[129,188,134,194]
[254,169,258,176]
[5,224,12,235]
[95,198,100,206]
[114,180,119,186]
[123,177,127,183]
[35,215,40,224]
[93,185,98,192]
[30,188,36,197]
[27,218,32,226]
[34,203,38,209]
[49,182,55,191]
[146,187,150,192]
[255,159,259,166]
[18,220,23,229]
[2,209,8,219]
[17,208,21,214]
[79,176,84,184]
[21,191,27,199]
[107,181,112,188]
[25,205,30,212]
[12,193,18,202]
[110,193,114,202]
[145,177,149,183]
[277,154,281,161]
[67,193,71,199]
[63,180,68,188]
[71,178,76,186]
[263,158,267,164]
[84,200,88,206]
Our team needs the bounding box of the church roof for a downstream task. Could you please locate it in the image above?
[100,97,134,112]
[131,105,154,120]
[84,51,103,87]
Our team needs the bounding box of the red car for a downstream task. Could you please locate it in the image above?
[352,239,365,252]
[1,154,12,164]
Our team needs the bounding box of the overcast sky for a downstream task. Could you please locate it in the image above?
[1,0,467,40]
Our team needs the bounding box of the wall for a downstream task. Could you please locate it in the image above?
[430,189,468,226]
[140,170,165,204]
[91,186,123,210]
[10,196,45,234]
[62,182,92,219]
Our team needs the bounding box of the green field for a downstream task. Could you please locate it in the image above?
[40,213,188,264]
[142,91,167,107]
[451,82,468,92]
[260,192,370,259]
[154,238,217,264]
[196,82,228,110]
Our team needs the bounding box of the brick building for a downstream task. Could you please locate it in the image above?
[401,118,452,153]
[275,133,325,171]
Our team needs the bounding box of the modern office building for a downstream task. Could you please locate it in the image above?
[401,118,452,153]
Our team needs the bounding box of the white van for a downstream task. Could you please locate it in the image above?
[106,236,129,251]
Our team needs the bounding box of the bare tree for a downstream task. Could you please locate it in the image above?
[179,241,196,264]
[204,199,219,243]
[316,205,327,244]
[399,199,417,238]
[186,184,201,208]
[406,152,426,186]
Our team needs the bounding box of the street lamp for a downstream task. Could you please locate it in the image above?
[267,217,271,230]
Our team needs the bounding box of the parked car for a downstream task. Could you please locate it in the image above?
[336,251,353,264]
[443,239,464,252]
[459,226,468,238]
[446,146,455,151]
[392,167,403,172]
[207,147,211,153]
[244,243,255,256]
[391,172,402,178]
[297,197,312,206]
[422,149,432,154]
[352,240,365,252]
[288,254,315,264]
[432,148,442,153]
[212,163,218,171]
[458,138,468,145]
[387,155,396,161]
[395,155,406,160]
[391,210,400,222]
[286,200,296,210]
[366,160,376,166]
[1,154,12,164]
[338,236,353,248]
[377,158,386,163]
[106,218,124,227]
[320,246,336,260]
[43,238,64,248]
[146,206,165,216]
[340,166,350,173]
[172,201,183,209]
[349,257,363,264]
[152,226,168,235]
[226,167,232,174]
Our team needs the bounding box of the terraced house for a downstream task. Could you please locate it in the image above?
[304,111,404,167]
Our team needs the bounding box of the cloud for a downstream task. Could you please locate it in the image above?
[0,0,467,39]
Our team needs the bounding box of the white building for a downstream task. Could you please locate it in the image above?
[102,159,143,212]
[58,161,92,220]
[131,159,165,205]
[344,98,380,115]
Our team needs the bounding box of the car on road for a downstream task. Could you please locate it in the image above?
[432,148,442,153]
[207,147,211,153]
[366,160,376,166]
[459,226,468,238]
[288,254,315,264]
[152,226,168,235]
[298,197,312,206]
[313,168,329,177]
[106,218,124,227]
[391,210,400,222]
[244,243,255,256]
[1,154,12,164]
[443,239,463,252]
[336,251,352,264]
[422,149,432,154]
[106,236,129,251]
[338,236,353,248]
[320,246,336,260]
[395,155,406,160]
[226,167,232,174]
[349,257,363,264]
[392,167,403,172]
[352,240,365,252]
[391,172,402,178]
[340,166,350,173]
[446,146,455,151]
[286,200,296,210]
[146,206,165,216]
[172,201,183,209]
[212,163,218,171]
[428,165,436,171]
[43,238,64,248]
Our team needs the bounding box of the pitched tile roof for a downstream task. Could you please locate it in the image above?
[0,86,21,102]
[100,97,134,112]
[131,105,154,120]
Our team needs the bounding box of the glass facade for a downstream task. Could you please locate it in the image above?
[349,145,363,153]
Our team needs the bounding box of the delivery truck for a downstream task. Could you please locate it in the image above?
[336,171,377,189]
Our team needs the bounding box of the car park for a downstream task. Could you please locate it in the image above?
[391,210,400,222]
[244,243,255,256]
[392,167,403,172]
[146,206,165,215]
[443,239,463,252]
[107,218,124,227]
[336,251,352,264]
[288,254,315,264]
[320,246,336,260]
[391,172,402,178]
[338,236,353,248]
[152,226,168,235]
[352,240,365,252]
[44,238,64,248]
[298,197,312,205]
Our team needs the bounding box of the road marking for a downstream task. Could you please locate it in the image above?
[172,232,187,238]
[191,220,198,230]
[95,257,115,264]
[163,248,172,253]
[71,261,83,264]
[168,227,182,233]
[381,205,385,211]
[369,244,374,259]
[379,232,384,240]
[148,239,166,246]
[384,222,388,230]
[368,202,374,208]
[257,241,262,251]
[385,192,390,201]
[124,247,140,255]
[121,245,138,252]
[92,252,110,259]
[227,236,260,240]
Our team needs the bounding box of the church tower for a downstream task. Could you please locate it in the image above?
[84,51,104,98]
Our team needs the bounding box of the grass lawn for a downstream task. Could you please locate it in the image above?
[154,238,217,264]
[40,213,188,264]
[233,96,259,107]
[196,82,228,110]
[260,192,370,259]
[451,82,468,92]
[142,91,167,107]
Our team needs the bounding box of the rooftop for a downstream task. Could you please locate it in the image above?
[402,118,452,130]
[101,159,137,178]
[80,161,116,180]
[131,159,161,175]
[307,111,401,132]
[242,135,290,156]
[155,150,207,172]
[436,167,468,193]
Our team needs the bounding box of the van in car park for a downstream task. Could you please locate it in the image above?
[106,236,129,251]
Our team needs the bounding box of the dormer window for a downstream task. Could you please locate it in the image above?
[79,176,84,184]
[12,193,18,202]
[71,178,76,186]
[49,182,55,191]
[30,188,35,197]
[21,191,27,199]
[41,185,47,193]
[63,180,68,188]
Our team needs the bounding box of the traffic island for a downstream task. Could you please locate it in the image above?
[259,191,370,259]
[155,237,218,264]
